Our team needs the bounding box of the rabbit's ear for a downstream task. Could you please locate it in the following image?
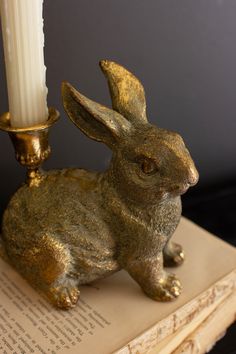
[100,60,147,124]
[62,82,132,148]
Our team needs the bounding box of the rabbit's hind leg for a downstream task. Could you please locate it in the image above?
[46,276,80,310]
[163,240,185,267]
[15,233,80,309]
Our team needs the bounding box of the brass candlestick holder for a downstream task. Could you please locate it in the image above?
[0,60,198,310]
[0,107,59,187]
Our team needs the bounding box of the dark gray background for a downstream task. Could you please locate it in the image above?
[0,0,236,206]
[0,2,236,351]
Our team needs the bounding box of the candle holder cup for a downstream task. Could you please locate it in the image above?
[0,107,59,187]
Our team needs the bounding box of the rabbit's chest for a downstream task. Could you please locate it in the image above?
[151,198,182,236]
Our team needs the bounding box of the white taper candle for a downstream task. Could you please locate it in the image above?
[0,0,48,127]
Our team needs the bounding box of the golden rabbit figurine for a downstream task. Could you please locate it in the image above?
[1,61,198,309]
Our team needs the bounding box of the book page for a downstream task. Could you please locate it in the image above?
[0,261,112,354]
[0,218,236,354]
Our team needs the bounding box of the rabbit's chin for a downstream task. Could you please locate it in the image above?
[167,183,190,197]
[177,184,191,196]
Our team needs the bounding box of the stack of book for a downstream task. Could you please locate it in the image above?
[0,218,235,354]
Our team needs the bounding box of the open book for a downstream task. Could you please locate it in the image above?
[0,218,236,354]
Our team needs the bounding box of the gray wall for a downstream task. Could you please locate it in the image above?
[1,0,236,209]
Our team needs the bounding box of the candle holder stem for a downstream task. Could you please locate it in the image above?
[0,108,59,187]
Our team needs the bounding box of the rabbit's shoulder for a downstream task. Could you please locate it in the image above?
[105,186,181,251]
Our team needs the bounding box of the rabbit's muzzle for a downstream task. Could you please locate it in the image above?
[187,165,199,187]
[178,165,199,195]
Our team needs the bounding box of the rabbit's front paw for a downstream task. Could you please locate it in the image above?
[163,242,185,267]
[48,284,80,309]
[144,272,182,302]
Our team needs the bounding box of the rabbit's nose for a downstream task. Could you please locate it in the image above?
[188,165,199,186]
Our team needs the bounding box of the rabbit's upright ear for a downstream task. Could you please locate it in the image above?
[62,82,132,148]
[100,60,147,124]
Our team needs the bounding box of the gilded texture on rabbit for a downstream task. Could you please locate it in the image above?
[1,61,198,309]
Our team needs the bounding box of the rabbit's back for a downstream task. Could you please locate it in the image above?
[2,169,118,281]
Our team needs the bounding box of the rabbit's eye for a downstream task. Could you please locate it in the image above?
[141,159,158,175]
